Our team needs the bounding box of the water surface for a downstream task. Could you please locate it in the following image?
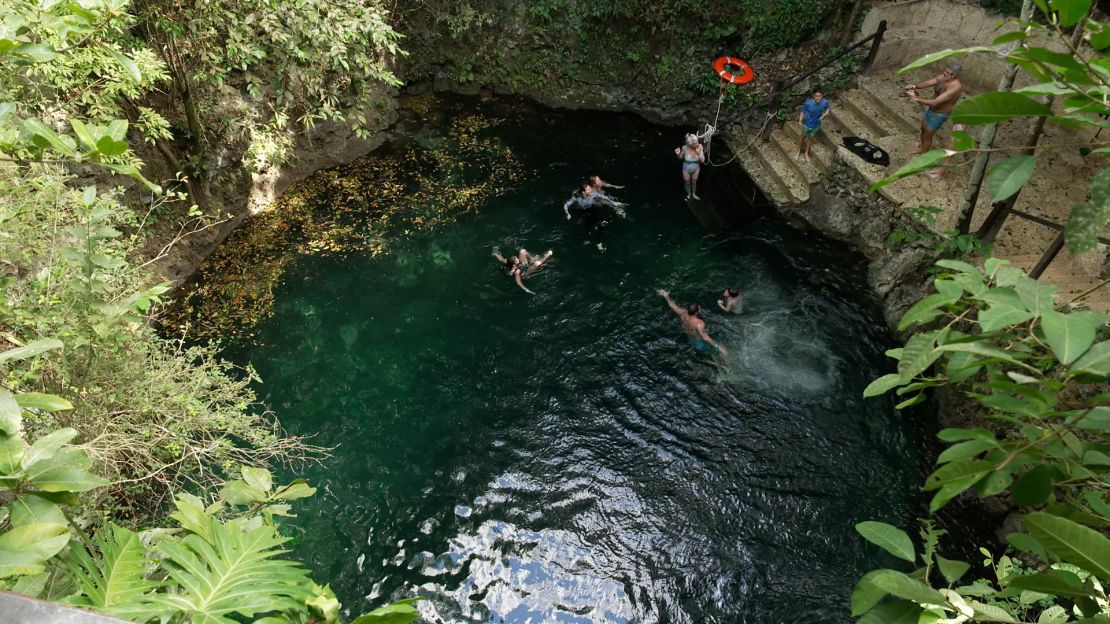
[222,97,920,623]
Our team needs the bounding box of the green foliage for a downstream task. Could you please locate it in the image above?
[857,258,1110,622]
[143,0,404,142]
[0,0,165,192]
[48,466,417,624]
[741,0,838,51]
[888,205,992,261]
[877,2,1110,251]
[1,165,319,520]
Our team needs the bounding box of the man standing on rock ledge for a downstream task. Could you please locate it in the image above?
[905,63,965,155]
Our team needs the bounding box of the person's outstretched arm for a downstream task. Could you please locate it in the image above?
[598,178,624,189]
[717,299,728,312]
[492,251,508,264]
[515,271,535,295]
[563,197,574,220]
[657,289,684,316]
[907,73,943,91]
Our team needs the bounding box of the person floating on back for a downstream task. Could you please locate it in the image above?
[797,88,831,165]
[674,134,705,199]
[493,248,554,295]
[658,289,727,355]
[905,63,965,154]
[718,288,743,313]
[563,182,626,221]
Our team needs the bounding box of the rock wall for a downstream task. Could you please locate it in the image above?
[777,153,934,331]
[147,100,399,285]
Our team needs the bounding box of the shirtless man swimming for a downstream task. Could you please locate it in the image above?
[658,289,727,355]
[905,63,965,154]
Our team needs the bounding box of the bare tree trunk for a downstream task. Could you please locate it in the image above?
[955,0,1035,234]
[838,0,865,47]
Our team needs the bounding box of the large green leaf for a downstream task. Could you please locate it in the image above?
[10,493,66,526]
[1024,512,1110,580]
[21,428,77,470]
[936,555,971,584]
[240,466,273,493]
[969,600,1020,622]
[1015,279,1059,316]
[0,432,24,474]
[867,569,948,605]
[898,293,959,330]
[978,287,1035,331]
[851,570,886,616]
[897,47,995,74]
[351,598,422,624]
[855,521,915,562]
[951,93,1053,125]
[898,332,939,381]
[863,373,903,398]
[937,439,997,464]
[0,339,64,364]
[0,389,21,437]
[108,49,142,82]
[858,600,922,624]
[987,156,1036,202]
[62,524,158,613]
[1067,170,1110,253]
[22,446,108,492]
[925,459,992,491]
[1048,0,1092,27]
[1008,569,1098,598]
[145,497,317,623]
[871,150,948,191]
[1071,341,1110,377]
[1012,465,1056,506]
[14,393,73,412]
[0,522,70,579]
[1041,310,1096,365]
[936,342,1037,372]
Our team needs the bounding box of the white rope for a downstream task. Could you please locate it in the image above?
[695,89,774,167]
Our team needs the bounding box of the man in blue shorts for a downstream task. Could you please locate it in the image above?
[796,88,831,164]
[905,63,965,154]
[657,289,727,356]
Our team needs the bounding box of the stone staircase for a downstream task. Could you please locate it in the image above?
[737,70,1109,313]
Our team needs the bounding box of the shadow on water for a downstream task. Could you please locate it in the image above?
[214,95,935,623]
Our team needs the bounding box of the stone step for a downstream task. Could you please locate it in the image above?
[758,133,813,203]
[767,124,823,185]
[781,121,835,174]
[835,92,896,140]
[738,148,796,206]
[857,75,922,136]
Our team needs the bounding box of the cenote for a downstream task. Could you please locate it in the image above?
[195,96,924,623]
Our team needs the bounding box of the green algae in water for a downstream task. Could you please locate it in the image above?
[215,95,923,623]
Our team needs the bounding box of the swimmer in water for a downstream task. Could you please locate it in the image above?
[718,288,743,313]
[588,175,624,191]
[493,248,554,295]
[564,183,626,220]
[657,289,727,355]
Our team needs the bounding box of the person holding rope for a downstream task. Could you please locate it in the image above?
[674,134,705,199]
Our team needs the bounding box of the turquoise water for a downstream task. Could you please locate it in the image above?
[223,98,921,623]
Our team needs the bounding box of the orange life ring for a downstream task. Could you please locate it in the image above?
[713,56,754,85]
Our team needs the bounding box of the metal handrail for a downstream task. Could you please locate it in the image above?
[1008,208,1110,246]
[746,20,887,138]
